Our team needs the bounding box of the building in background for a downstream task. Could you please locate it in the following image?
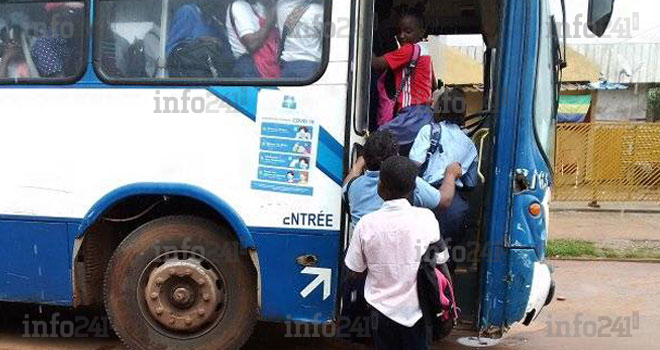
[432,38,660,203]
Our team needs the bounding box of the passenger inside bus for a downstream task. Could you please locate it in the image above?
[0,25,29,79]
[277,0,324,78]
[166,0,234,78]
[31,2,85,78]
[371,7,437,157]
[94,0,325,81]
[0,1,85,80]
[226,0,280,78]
[409,88,479,270]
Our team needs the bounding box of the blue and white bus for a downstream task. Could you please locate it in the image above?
[0,0,614,349]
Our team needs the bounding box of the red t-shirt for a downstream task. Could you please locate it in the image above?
[383,43,433,110]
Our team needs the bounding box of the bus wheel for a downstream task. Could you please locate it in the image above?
[104,216,257,350]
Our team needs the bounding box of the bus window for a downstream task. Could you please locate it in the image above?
[93,0,327,84]
[0,1,86,83]
[533,5,559,165]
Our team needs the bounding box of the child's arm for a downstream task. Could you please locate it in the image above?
[371,55,389,72]
[343,156,365,186]
[409,125,431,166]
[437,163,462,210]
[371,44,415,72]
[344,223,367,278]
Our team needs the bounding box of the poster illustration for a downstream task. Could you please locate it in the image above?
[251,90,317,196]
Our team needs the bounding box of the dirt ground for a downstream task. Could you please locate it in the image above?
[549,209,660,258]
[1,260,657,350]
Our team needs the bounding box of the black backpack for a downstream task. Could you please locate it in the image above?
[168,38,234,78]
[167,5,234,78]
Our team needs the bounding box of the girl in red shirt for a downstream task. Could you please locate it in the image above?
[372,8,437,157]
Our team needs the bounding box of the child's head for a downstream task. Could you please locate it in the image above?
[363,131,399,171]
[396,7,426,45]
[378,156,419,200]
[434,88,467,125]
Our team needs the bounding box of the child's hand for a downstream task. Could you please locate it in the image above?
[353,156,366,172]
[444,162,462,179]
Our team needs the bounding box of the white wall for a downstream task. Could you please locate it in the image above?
[594,85,649,122]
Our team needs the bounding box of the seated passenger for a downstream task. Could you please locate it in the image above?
[226,0,280,78]
[277,0,324,78]
[30,2,84,78]
[409,88,478,255]
[371,8,437,157]
[0,25,29,79]
[166,1,234,78]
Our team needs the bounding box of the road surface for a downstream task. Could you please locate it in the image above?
[1,260,657,350]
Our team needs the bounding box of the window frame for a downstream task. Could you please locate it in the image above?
[91,0,334,86]
[531,0,558,170]
[0,0,89,85]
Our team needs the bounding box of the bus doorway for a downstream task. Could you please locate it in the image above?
[347,0,502,331]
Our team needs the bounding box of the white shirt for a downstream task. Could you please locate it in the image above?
[277,0,323,63]
[344,199,440,327]
[226,1,266,58]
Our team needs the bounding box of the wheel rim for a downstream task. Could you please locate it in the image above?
[137,251,227,339]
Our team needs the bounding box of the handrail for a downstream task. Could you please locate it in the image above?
[20,32,40,78]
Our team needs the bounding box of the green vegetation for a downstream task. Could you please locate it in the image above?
[547,239,660,260]
[546,239,597,258]
[647,87,660,122]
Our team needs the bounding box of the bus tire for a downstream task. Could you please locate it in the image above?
[104,216,257,350]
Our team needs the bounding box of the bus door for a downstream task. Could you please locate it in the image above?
[342,0,374,249]
[477,0,552,335]
[478,0,615,335]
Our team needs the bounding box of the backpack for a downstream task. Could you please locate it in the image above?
[167,5,234,78]
[419,123,480,191]
[417,244,460,340]
[376,44,422,127]
[125,39,147,77]
[168,39,233,78]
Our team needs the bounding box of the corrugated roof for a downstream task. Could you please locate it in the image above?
[449,82,628,92]
[571,43,660,83]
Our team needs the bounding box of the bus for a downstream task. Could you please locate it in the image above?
[0,0,614,349]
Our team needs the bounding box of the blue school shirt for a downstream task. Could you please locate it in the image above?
[167,5,220,54]
[342,170,441,228]
[409,121,478,187]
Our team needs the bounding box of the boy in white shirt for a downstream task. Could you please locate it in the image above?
[345,156,457,350]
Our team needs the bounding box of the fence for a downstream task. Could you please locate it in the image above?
[554,122,660,202]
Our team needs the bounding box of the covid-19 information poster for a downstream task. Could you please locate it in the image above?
[251,90,317,196]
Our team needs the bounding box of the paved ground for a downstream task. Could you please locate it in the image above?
[1,260,657,350]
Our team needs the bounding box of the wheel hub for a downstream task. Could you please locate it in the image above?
[144,258,221,333]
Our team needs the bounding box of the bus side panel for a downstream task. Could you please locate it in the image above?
[0,219,73,305]
[253,230,339,323]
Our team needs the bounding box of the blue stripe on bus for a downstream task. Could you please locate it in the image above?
[207,87,260,121]
[317,128,344,185]
[207,86,345,185]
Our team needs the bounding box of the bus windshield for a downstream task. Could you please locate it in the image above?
[533,4,559,166]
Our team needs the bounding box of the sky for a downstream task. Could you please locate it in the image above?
[446,0,660,46]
